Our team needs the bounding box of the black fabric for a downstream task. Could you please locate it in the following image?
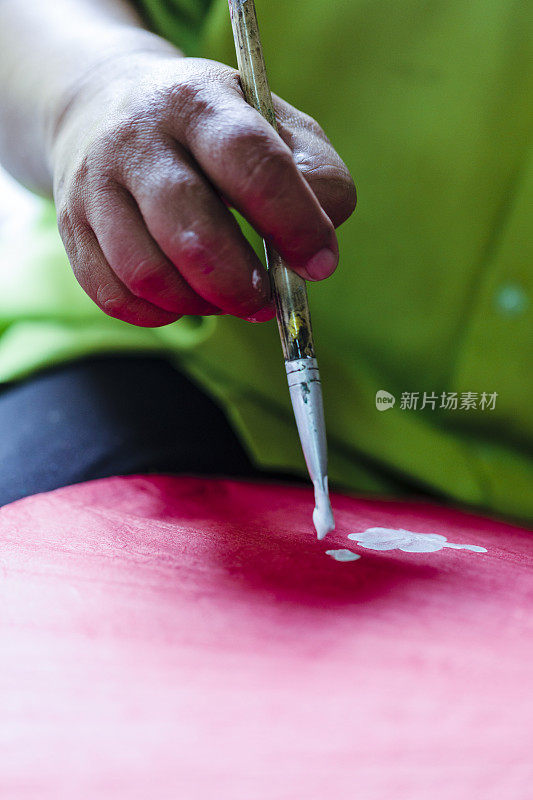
[0,355,268,507]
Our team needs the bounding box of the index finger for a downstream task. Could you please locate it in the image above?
[171,82,339,282]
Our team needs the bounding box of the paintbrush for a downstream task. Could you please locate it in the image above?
[227,0,335,539]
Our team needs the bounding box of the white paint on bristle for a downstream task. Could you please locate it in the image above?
[285,358,334,540]
[313,478,335,540]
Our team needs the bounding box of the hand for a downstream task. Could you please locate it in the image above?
[51,55,356,327]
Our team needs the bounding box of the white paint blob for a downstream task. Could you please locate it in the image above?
[347,527,487,554]
[325,549,361,562]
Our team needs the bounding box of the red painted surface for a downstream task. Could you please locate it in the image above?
[1,475,532,799]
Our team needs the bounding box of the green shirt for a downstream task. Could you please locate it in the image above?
[1,0,531,522]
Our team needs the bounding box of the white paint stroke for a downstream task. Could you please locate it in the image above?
[347,527,487,554]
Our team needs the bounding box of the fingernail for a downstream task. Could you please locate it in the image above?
[304,247,338,280]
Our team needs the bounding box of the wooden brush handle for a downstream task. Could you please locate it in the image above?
[228,0,315,361]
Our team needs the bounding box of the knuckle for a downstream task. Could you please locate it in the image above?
[235,139,295,204]
[144,166,203,211]
[126,258,169,297]
[223,124,274,158]
[56,202,91,258]
[58,157,108,221]
[95,283,127,318]
[328,168,357,218]
[307,162,354,192]
[173,229,236,280]
[167,78,215,129]
[343,174,357,213]
[301,162,357,223]
[169,229,267,313]
[174,230,213,272]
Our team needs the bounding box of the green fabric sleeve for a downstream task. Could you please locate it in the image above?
[130,0,215,54]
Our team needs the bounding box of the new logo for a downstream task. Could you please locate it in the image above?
[375,390,395,411]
